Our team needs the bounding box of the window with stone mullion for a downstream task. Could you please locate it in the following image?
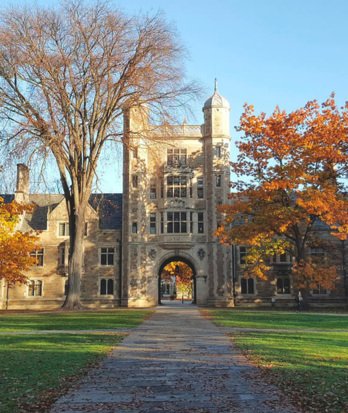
[276,277,290,294]
[167,212,187,233]
[167,175,187,198]
[100,247,115,266]
[167,148,187,166]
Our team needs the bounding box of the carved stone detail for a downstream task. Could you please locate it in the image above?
[197,248,206,260]
[148,249,157,260]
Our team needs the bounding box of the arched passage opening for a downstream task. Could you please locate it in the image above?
[158,257,197,305]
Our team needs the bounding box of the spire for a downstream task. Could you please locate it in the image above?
[214,78,218,92]
[203,79,230,111]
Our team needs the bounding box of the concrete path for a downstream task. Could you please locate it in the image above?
[50,303,297,413]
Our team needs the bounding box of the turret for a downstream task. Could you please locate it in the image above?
[202,79,230,137]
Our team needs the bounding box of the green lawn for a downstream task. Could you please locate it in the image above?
[0,309,151,332]
[0,310,151,412]
[208,310,348,413]
[209,309,348,330]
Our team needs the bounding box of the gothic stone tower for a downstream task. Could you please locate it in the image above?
[122,86,233,307]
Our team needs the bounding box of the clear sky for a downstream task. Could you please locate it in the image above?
[1,0,348,192]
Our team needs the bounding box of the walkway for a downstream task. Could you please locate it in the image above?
[50,303,297,413]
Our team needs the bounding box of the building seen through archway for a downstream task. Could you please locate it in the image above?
[159,259,195,303]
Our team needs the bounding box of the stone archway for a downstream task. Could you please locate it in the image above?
[158,256,197,305]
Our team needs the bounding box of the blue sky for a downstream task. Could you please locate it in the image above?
[1,0,348,192]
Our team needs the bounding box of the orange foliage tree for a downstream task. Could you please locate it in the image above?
[216,96,348,291]
[162,261,193,297]
[0,197,38,286]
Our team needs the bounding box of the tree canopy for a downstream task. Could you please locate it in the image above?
[0,1,198,308]
[216,96,348,291]
[162,261,193,297]
[0,197,38,285]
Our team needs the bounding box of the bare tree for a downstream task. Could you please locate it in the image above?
[0,1,198,309]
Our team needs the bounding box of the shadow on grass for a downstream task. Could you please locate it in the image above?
[0,310,152,332]
[232,330,348,413]
[211,309,348,330]
[0,333,123,413]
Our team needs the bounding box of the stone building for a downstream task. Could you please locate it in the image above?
[0,87,347,309]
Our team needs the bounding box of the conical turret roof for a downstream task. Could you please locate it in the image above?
[203,79,230,110]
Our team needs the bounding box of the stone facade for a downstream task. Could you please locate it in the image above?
[121,86,233,307]
[0,186,122,310]
[0,88,347,309]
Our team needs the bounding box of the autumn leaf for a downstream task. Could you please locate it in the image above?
[217,97,348,291]
[0,197,39,286]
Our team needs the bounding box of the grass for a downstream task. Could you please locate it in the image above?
[208,309,348,413]
[209,309,348,330]
[0,309,151,332]
[0,310,151,412]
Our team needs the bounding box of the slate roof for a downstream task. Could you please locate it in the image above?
[0,194,14,203]
[1,193,122,231]
[89,194,123,230]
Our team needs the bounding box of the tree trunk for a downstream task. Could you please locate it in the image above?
[62,206,86,310]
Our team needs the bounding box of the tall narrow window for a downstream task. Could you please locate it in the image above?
[160,179,164,198]
[216,145,222,158]
[160,212,164,233]
[132,175,138,188]
[197,177,204,198]
[190,212,193,233]
[277,277,290,294]
[198,212,204,234]
[58,246,65,266]
[28,280,43,296]
[150,184,157,199]
[133,146,138,159]
[167,212,187,233]
[100,247,115,266]
[239,246,248,265]
[58,222,69,236]
[241,278,255,294]
[84,222,88,236]
[216,175,222,187]
[132,222,138,234]
[167,175,187,198]
[100,278,114,295]
[150,213,156,234]
[30,249,44,266]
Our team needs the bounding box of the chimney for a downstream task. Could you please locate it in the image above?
[15,164,30,203]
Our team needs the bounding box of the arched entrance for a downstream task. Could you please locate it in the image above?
[158,257,197,305]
